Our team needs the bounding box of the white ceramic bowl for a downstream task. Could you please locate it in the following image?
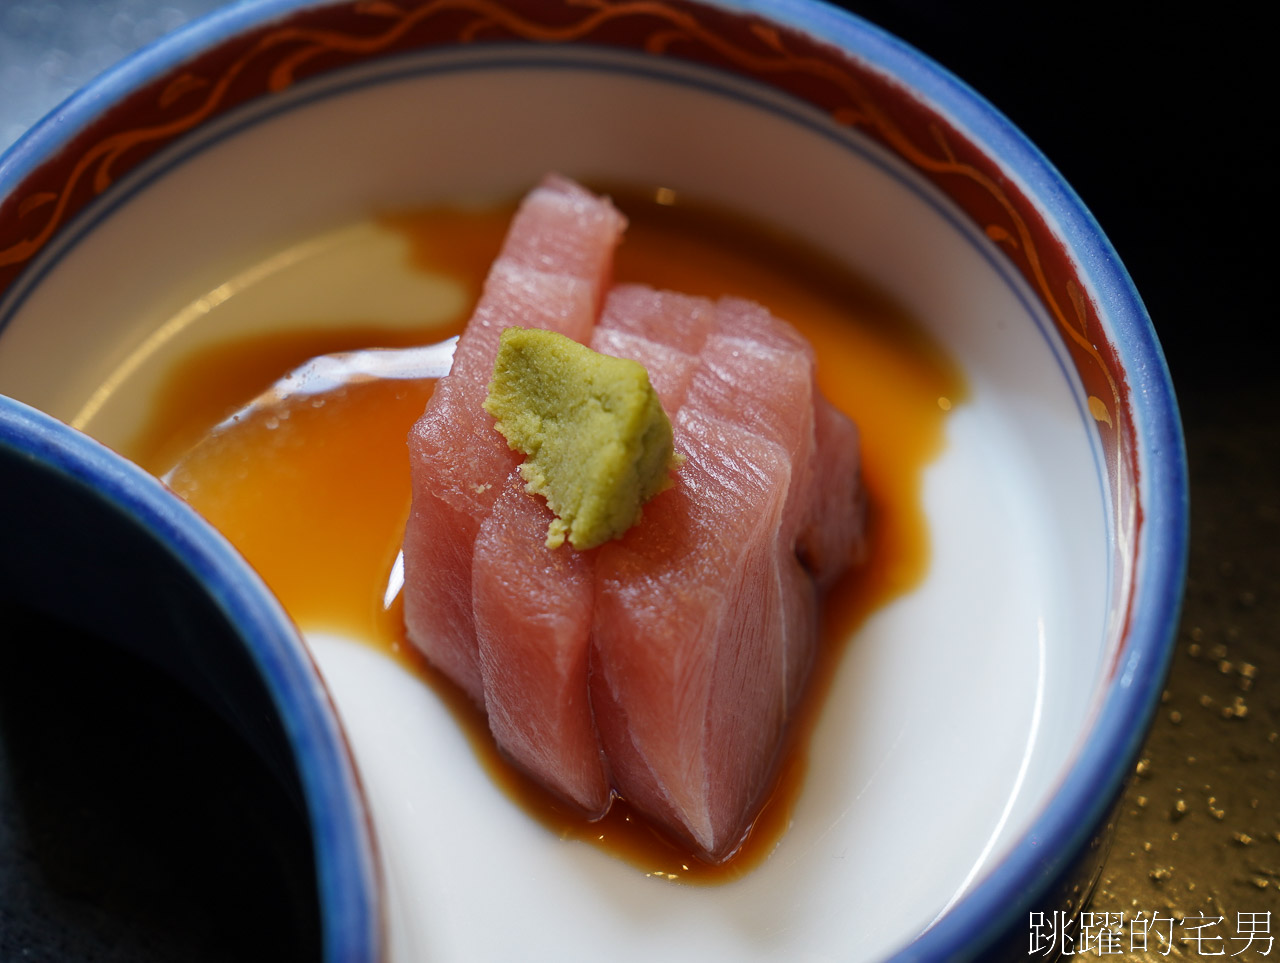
[0,1,1187,960]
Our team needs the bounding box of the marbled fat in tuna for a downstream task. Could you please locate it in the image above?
[403,175,626,703]
[403,179,864,861]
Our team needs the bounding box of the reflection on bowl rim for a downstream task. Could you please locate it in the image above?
[816,7,1189,956]
[784,5,1190,958]
[0,395,383,963]
[0,0,1188,959]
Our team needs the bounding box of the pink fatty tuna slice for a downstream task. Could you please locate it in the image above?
[403,176,626,702]
[465,288,706,814]
[595,284,719,354]
[473,474,608,815]
[799,398,866,587]
[402,184,863,860]
[685,327,820,715]
[467,291,707,815]
[707,298,865,588]
[590,288,713,411]
[586,285,860,862]
[591,406,794,861]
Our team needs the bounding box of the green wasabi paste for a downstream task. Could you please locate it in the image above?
[483,327,681,550]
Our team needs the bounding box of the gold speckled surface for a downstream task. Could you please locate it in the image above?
[1088,382,1279,959]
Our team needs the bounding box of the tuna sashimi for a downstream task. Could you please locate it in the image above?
[590,288,711,412]
[467,292,705,812]
[799,398,866,587]
[473,474,607,815]
[684,331,819,716]
[403,176,626,701]
[584,287,846,859]
[592,407,794,858]
[595,284,718,356]
[402,178,864,864]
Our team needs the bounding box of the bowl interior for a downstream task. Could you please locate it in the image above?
[0,3,1180,960]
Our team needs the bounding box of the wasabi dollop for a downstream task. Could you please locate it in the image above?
[484,327,681,550]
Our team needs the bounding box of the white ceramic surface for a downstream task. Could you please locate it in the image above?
[0,43,1117,962]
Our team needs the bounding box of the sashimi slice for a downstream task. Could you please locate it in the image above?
[584,286,861,859]
[799,398,866,587]
[469,304,700,812]
[707,296,866,586]
[595,284,718,354]
[589,327,699,413]
[403,176,626,701]
[473,475,608,815]
[468,292,703,814]
[400,182,864,863]
[686,331,816,517]
[685,328,819,713]
[714,295,814,358]
[591,407,793,860]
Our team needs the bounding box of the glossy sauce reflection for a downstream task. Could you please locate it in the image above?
[132,191,964,883]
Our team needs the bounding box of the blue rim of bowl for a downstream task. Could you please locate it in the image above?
[0,0,1188,959]
[750,1,1190,959]
[0,395,382,963]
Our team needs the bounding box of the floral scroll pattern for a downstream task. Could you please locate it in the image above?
[0,0,1137,641]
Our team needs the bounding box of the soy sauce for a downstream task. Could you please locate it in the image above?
[128,189,964,882]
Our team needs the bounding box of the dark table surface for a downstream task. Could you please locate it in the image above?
[2,3,1274,961]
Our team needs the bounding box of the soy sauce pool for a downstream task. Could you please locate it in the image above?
[131,188,964,883]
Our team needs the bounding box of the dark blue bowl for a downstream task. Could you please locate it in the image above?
[0,394,381,963]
